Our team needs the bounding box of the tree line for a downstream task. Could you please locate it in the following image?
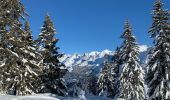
[96,0,170,100]
[0,0,67,96]
[0,0,170,100]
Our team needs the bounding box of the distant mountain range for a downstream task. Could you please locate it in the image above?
[60,45,149,81]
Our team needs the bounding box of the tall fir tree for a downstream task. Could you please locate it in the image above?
[97,59,114,97]
[97,47,124,98]
[146,0,170,99]
[96,45,123,98]
[116,20,144,100]
[0,0,42,95]
[37,15,68,96]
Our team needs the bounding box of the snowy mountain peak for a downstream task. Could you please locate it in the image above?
[139,45,148,52]
[100,49,113,57]
[88,51,100,56]
[61,45,149,75]
[61,45,148,68]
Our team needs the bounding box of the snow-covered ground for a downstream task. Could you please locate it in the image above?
[0,94,59,100]
[0,94,116,100]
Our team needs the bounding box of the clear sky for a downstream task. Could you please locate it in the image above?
[22,0,170,54]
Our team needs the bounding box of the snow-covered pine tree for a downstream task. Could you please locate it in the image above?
[23,21,33,46]
[22,20,44,94]
[111,47,122,98]
[97,60,113,97]
[97,55,115,98]
[96,48,123,98]
[146,0,170,99]
[84,74,98,95]
[0,0,42,95]
[67,79,82,97]
[37,15,68,96]
[116,20,144,100]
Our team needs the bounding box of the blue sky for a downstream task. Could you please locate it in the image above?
[22,0,170,54]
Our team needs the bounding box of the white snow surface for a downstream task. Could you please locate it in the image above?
[0,94,114,100]
[0,94,59,100]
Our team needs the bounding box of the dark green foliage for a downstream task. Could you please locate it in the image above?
[146,0,170,99]
[110,47,122,97]
[23,21,33,45]
[97,60,114,97]
[0,0,42,96]
[37,15,68,96]
[149,0,169,39]
[116,20,144,100]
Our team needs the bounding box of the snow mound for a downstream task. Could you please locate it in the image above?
[0,94,59,100]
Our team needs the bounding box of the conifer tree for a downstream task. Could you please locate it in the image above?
[0,0,42,95]
[97,60,114,97]
[111,47,122,97]
[116,20,144,100]
[96,47,122,98]
[146,0,170,99]
[23,21,33,45]
[84,75,98,95]
[37,15,68,96]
